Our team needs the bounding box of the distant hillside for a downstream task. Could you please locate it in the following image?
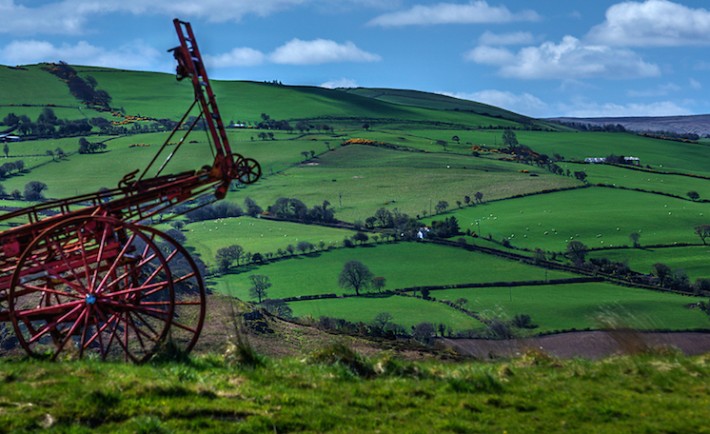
[549,115,710,137]
[341,87,547,127]
[1,63,554,131]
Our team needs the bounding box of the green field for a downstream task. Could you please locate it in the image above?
[436,282,709,333]
[288,295,484,332]
[241,144,579,222]
[561,162,710,199]
[0,354,707,433]
[588,246,710,281]
[443,187,709,251]
[1,62,709,338]
[185,216,357,267]
[212,242,574,301]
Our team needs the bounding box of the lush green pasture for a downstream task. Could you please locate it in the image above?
[562,162,710,199]
[289,295,483,331]
[1,135,88,159]
[76,67,191,119]
[185,217,356,267]
[242,144,579,222]
[68,69,520,129]
[0,65,73,108]
[0,355,707,433]
[520,131,710,176]
[212,242,574,301]
[436,282,709,333]
[445,187,710,251]
[458,130,710,176]
[589,246,710,281]
[342,87,547,127]
[0,131,331,198]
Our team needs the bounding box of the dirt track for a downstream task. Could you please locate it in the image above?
[441,331,710,359]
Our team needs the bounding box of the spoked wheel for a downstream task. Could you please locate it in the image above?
[230,153,261,184]
[8,216,175,362]
[138,226,206,355]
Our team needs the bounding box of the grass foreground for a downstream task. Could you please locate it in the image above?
[0,349,707,433]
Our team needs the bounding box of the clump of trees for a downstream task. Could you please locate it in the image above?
[23,181,48,201]
[78,138,107,154]
[267,198,335,223]
[43,62,112,109]
[363,207,419,240]
[4,109,92,139]
[215,245,244,273]
[0,160,24,178]
[429,216,460,238]
[186,202,243,223]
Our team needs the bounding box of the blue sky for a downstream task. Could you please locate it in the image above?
[2,0,710,118]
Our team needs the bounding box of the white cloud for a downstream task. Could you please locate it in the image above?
[0,1,94,35]
[466,36,660,80]
[588,0,710,46]
[560,100,692,117]
[478,31,534,46]
[270,39,380,65]
[205,48,266,68]
[690,78,702,90]
[441,89,547,117]
[368,1,540,27]
[0,39,162,70]
[464,45,515,65]
[0,0,375,35]
[321,78,358,89]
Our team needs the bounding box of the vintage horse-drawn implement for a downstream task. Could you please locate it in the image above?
[0,19,260,362]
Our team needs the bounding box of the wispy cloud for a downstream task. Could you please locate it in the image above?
[588,0,710,46]
[270,39,380,65]
[466,36,660,80]
[442,89,547,117]
[205,48,266,68]
[0,0,377,35]
[0,39,163,70]
[368,1,540,27]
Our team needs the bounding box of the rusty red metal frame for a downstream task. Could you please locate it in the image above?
[0,19,256,360]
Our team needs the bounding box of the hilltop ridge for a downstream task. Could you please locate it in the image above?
[549,114,710,136]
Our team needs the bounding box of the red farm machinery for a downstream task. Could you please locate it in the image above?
[0,19,261,362]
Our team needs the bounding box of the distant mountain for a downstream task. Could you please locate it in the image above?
[548,115,710,137]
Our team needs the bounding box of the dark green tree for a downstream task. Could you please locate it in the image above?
[566,240,588,266]
[338,260,373,296]
[23,181,48,201]
[435,200,449,214]
[215,245,244,272]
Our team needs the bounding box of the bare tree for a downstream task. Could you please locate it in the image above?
[338,260,373,296]
[249,275,271,303]
[695,225,710,245]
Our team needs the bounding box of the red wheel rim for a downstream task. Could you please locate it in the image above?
[8,216,175,362]
[139,225,206,355]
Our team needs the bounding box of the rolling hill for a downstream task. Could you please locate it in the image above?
[0,61,709,353]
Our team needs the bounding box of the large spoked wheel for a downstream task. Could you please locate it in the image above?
[8,216,175,362]
[230,153,261,184]
[139,225,206,355]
